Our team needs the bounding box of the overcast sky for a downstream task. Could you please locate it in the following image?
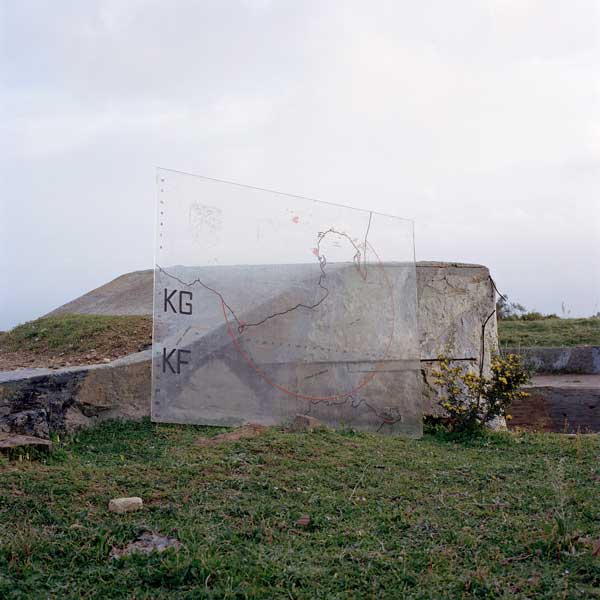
[1,0,599,330]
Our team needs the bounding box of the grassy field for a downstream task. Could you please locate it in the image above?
[1,420,599,599]
[498,318,600,348]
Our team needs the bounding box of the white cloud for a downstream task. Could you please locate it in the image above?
[1,0,598,328]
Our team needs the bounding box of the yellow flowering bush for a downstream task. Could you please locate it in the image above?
[432,354,530,433]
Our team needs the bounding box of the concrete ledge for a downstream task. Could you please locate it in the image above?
[508,375,600,433]
[502,346,600,375]
[0,351,151,437]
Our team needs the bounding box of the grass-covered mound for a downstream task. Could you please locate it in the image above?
[1,420,598,598]
[499,317,600,347]
[0,313,152,369]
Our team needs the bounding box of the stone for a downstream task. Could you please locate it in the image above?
[0,433,52,451]
[108,497,143,514]
[0,408,49,439]
[109,531,181,559]
[196,423,267,446]
[289,415,326,433]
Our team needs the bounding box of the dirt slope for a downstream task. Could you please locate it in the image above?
[47,270,153,317]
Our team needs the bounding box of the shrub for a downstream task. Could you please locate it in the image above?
[496,295,526,320]
[432,354,530,434]
[520,311,545,321]
[496,295,560,321]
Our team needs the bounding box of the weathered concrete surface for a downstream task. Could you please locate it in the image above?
[0,351,150,437]
[508,374,600,433]
[152,262,422,436]
[417,262,498,415]
[502,346,600,375]
[2,262,498,437]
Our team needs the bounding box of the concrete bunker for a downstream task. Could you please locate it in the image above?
[1,262,498,437]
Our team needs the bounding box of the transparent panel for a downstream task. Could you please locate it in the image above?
[152,168,421,435]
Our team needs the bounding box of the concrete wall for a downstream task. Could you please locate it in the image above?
[2,262,498,437]
[416,262,498,415]
[0,352,151,437]
[502,346,600,375]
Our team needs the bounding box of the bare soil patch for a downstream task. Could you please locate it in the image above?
[196,424,268,446]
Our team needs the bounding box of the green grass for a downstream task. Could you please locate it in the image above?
[499,317,600,348]
[0,314,151,355]
[1,420,599,599]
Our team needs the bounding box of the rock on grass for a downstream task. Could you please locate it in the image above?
[108,497,143,514]
[289,414,326,433]
[110,531,181,559]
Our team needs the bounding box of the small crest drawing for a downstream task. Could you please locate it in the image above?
[189,203,222,247]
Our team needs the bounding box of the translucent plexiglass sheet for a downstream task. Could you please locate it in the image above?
[152,169,421,436]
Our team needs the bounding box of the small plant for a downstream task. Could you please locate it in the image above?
[432,353,530,434]
[546,457,575,557]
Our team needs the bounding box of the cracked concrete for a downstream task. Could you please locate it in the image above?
[416,262,498,415]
